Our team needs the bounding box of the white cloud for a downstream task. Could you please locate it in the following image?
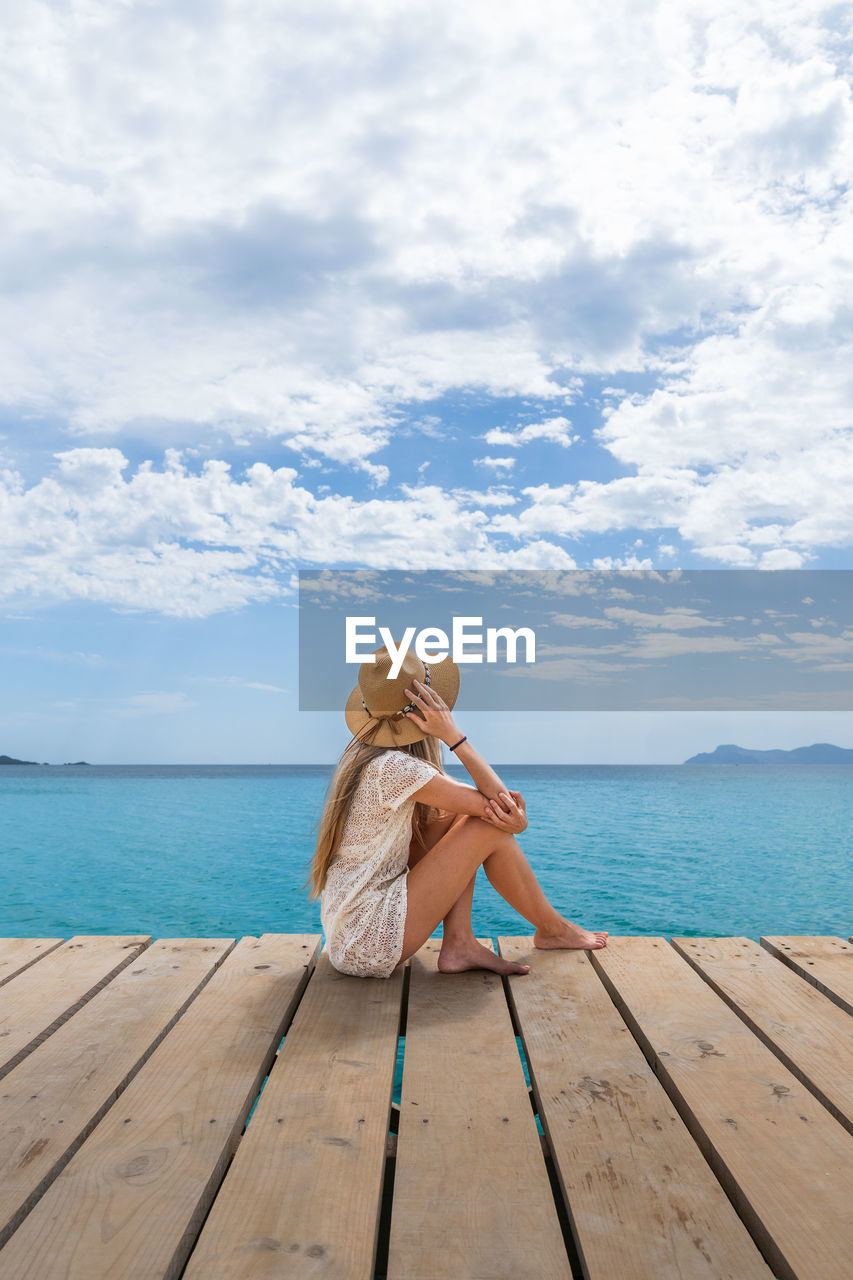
[599,280,853,470]
[0,449,580,615]
[198,677,287,693]
[0,646,105,666]
[482,417,578,448]
[591,555,656,570]
[494,541,578,569]
[520,621,839,669]
[602,606,724,630]
[549,613,618,629]
[0,0,851,583]
[764,629,853,666]
[490,473,699,538]
[489,400,853,565]
[475,456,517,471]
[759,548,808,569]
[448,487,518,507]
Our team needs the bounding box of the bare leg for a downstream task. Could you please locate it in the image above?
[401,815,607,964]
[408,816,530,975]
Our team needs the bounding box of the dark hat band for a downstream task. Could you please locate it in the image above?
[361,664,431,720]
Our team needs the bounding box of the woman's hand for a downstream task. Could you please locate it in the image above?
[403,678,462,746]
[483,790,527,835]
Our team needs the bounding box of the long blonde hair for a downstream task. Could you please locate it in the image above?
[307,735,444,898]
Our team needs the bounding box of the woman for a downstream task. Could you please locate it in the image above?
[309,645,608,978]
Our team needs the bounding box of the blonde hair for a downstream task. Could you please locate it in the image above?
[307,734,444,898]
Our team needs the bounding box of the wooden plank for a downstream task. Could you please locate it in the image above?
[760,936,853,1016]
[592,937,853,1280]
[674,937,853,1134]
[0,937,235,1248]
[388,940,572,1280]
[0,939,65,987]
[183,950,403,1280]
[0,935,151,1078]
[499,938,773,1280]
[0,934,320,1280]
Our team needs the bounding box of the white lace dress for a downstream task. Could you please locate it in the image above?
[321,750,439,978]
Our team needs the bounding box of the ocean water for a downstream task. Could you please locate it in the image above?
[0,764,850,940]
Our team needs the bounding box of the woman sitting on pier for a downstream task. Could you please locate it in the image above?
[309,646,608,978]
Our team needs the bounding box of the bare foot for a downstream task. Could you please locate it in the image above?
[534,920,608,951]
[437,939,530,975]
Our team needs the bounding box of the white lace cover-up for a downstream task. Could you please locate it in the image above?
[321,750,439,978]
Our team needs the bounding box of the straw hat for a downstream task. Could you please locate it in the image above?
[345,645,460,746]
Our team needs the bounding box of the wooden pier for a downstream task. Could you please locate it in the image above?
[0,933,851,1279]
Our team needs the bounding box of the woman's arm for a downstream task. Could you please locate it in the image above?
[403,677,527,835]
[450,737,508,803]
[414,772,528,835]
[403,676,507,797]
[413,771,497,818]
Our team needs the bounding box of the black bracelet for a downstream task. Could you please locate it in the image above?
[448,736,467,752]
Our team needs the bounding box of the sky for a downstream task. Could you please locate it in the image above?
[1,0,852,762]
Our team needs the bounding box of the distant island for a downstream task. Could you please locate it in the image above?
[685,743,853,765]
[0,754,90,766]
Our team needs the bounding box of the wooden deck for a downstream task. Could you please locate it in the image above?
[0,934,851,1279]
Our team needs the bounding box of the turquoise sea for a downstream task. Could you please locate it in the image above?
[0,764,850,940]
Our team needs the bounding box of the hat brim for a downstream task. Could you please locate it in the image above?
[344,656,461,748]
